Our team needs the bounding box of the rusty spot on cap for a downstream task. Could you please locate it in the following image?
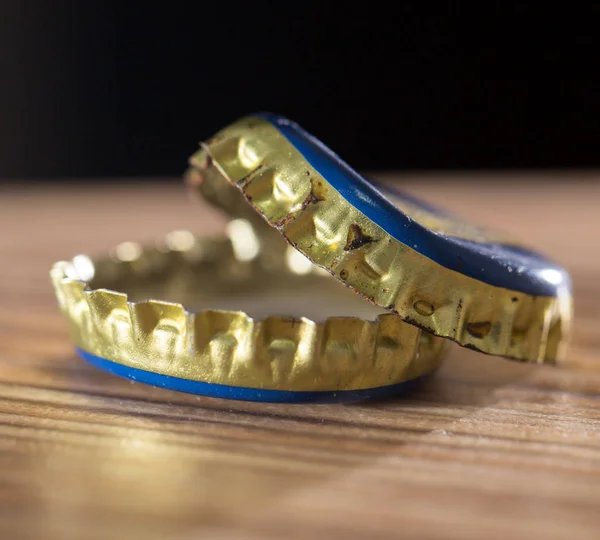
[344,224,375,251]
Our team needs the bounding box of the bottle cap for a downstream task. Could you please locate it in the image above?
[51,231,446,402]
[189,113,572,363]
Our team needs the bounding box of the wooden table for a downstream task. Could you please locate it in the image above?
[2,177,600,540]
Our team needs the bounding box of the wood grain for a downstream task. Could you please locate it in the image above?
[2,176,600,540]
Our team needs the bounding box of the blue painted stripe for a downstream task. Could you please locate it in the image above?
[77,348,425,403]
[257,113,570,298]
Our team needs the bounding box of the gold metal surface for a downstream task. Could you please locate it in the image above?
[189,116,572,364]
[50,231,446,391]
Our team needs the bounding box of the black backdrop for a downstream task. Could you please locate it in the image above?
[1,2,599,179]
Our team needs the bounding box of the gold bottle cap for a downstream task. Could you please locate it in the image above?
[188,113,572,364]
[51,231,446,402]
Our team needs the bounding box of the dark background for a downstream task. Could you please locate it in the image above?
[1,2,599,180]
